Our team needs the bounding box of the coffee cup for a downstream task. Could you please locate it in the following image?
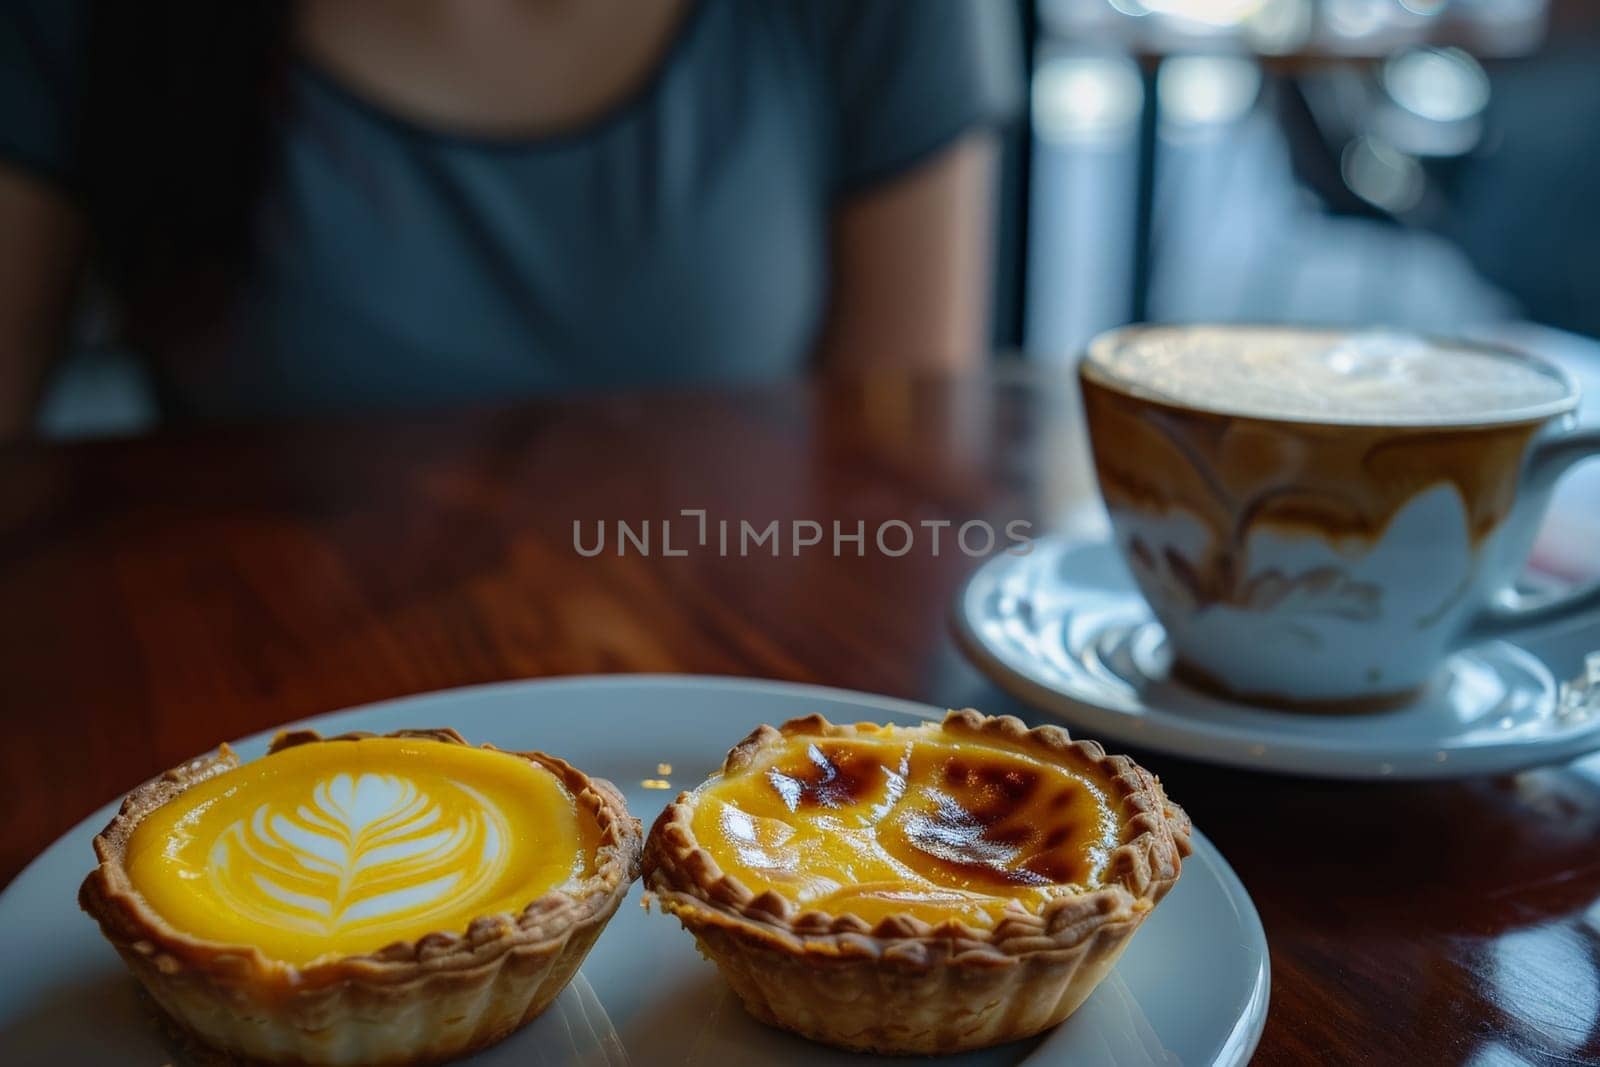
[1079,325,1600,711]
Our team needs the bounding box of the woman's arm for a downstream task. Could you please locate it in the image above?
[816,131,999,376]
[0,165,86,439]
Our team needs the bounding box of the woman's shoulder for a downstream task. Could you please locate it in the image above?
[0,0,91,187]
[0,0,89,86]
[763,0,1019,63]
[753,0,1022,190]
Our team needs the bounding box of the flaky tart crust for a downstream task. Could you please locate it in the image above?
[641,710,1193,1055]
[79,728,642,1066]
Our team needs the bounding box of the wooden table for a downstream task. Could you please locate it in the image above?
[4,367,1598,1065]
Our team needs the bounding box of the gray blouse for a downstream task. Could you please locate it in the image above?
[2,0,1020,419]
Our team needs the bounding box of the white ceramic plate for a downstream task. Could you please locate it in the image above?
[0,676,1267,1067]
[954,537,1600,781]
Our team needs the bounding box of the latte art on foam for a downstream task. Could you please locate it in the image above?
[123,737,594,964]
[1086,327,1572,424]
[207,772,509,938]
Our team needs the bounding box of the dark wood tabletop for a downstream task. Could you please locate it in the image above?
[4,366,1599,1066]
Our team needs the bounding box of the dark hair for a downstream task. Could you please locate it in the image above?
[79,3,293,346]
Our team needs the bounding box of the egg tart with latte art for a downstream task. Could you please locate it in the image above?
[642,710,1192,1054]
[79,728,640,1066]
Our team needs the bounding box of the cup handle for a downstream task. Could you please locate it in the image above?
[1461,426,1600,642]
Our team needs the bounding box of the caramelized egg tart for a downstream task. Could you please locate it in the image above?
[642,710,1191,1055]
[80,728,641,1066]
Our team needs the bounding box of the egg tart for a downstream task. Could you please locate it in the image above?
[80,728,641,1066]
[642,710,1191,1055]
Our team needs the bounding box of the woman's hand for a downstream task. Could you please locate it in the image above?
[0,165,86,440]
[817,131,999,377]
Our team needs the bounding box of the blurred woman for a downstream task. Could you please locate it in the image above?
[0,0,1019,434]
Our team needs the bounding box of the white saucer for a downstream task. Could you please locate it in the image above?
[0,676,1267,1067]
[954,537,1600,781]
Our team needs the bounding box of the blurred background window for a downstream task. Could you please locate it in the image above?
[1011,0,1598,356]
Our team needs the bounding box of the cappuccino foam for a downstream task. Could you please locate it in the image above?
[1087,327,1572,425]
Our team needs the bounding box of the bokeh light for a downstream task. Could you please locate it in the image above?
[1383,47,1491,124]
[1159,56,1263,126]
[1341,135,1426,213]
[1033,54,1146,144]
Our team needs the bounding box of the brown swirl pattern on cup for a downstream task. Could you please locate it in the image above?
[1079,370,1543,618]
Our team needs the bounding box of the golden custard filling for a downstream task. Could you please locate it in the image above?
[124,738,598,965]
[691,727,1124,926]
